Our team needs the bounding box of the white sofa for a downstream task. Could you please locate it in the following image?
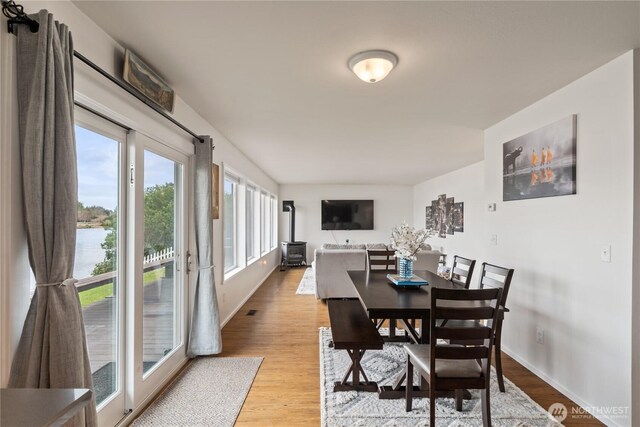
[313,243,441,300]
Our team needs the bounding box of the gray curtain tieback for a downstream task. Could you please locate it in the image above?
[36,278,78,287]
[198,265,214,270]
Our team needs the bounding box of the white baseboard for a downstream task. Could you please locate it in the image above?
[220,266,277,328]
[501,344,623,427]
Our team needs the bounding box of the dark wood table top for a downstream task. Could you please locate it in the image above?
[348,270,463,315]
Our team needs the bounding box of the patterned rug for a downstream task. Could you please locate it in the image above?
[296,267,316,295]
[320,328,559,427]
[132,357,262,426]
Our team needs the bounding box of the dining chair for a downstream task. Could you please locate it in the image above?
[366,249,403,338]
[404,286,503,427]
[450,262,514,392]
[450,255,476,288]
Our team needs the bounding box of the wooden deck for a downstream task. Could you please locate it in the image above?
[82,276,175,374]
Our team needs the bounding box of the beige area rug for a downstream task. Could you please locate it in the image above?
[132,357,263,427]
[296,267,316,295]
[320,327,560,427]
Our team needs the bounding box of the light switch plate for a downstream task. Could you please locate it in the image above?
[487,203,496,212]
[490,234,498,245]
[600,245,611,263]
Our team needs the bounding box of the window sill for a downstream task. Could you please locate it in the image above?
[247,257,259,266]
[224,266,242,281]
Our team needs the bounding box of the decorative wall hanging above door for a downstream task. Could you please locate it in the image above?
[123,49,176,113]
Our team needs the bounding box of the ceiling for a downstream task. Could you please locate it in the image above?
[73,1,640,185]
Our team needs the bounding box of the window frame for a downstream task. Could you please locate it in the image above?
[246,184,259,264]
[270,195,277,250]
[223,171,240,275]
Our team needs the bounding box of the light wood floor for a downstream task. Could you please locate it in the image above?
[220,267,602,426]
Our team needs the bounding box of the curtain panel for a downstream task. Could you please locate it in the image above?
[187,136,222,356]
[8,10,97,426]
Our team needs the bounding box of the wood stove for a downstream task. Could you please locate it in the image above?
[281,200,306,269]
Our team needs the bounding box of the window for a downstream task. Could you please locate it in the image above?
[224,173,239,272]
[246,185,258,262]
[270,195,277,249]
[261,192,271,254]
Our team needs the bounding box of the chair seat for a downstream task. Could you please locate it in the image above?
[404,344,482,378]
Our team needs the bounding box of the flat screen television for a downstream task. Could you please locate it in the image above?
[321,200,374,230]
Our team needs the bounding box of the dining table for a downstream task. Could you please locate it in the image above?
[347,269,476,399]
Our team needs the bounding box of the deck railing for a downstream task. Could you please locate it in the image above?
[76,247,174,292]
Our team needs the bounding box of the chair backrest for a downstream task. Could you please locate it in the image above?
[430,287,502,383]
[366,249,397,273]
[450,255,476,288]
[478,262,514,309]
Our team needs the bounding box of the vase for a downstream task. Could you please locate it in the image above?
[399,258,414,278]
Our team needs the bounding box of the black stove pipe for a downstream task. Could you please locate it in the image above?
[283,200,295,242]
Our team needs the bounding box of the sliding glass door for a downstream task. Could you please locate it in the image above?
[75,109,191,426]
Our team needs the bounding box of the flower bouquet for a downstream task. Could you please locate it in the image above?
[390,222,433,277]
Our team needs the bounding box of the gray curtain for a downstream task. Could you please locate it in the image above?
[9,10,97,426]
[187,136,222,356]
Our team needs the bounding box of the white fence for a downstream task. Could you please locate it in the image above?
[143,247,174,265]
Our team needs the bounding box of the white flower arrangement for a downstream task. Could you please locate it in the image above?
[390,222,433,261]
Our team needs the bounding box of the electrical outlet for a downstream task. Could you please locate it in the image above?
[600,245,611,263]
[490,234,498,245]
[222,293,226,303]
[536,327,544,345]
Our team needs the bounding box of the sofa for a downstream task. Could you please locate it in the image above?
[313,243,441,300]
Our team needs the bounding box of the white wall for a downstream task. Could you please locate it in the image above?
[484,52,634,425]
[279,185,413,263]
[0,1,279,385]
[412,51,636,426]
[413,161,485,265]
[631,49,640,427]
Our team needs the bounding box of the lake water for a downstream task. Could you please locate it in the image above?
[74,227,109,279]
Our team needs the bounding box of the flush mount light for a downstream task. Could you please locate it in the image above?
[348,50,398,83]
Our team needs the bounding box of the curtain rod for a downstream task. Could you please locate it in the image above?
[3,0,207,145]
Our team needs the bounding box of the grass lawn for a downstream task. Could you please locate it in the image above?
[79,268,166,308]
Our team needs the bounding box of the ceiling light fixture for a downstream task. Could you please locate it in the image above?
[348,50,398,83]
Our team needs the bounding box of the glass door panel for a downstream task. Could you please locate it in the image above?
[142,149,181,374]
[74,112,127,427]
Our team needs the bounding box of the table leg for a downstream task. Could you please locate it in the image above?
[334,349,379,392]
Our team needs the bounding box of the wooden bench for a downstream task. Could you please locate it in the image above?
[328,299,384,392]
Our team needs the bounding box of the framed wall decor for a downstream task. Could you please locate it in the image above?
[211,163,220,219]
[445,197,455,235]
[425,206,433,232]
[123,49,175,113]
[426,194,465,238]
[453,202,464,232]
[503,115,577,201]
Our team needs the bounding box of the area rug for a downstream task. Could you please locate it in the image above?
[319,328,559,427]
[296,267,316,295]
[132,357,263,427]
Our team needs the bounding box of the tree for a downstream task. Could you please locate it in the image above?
[143,183,174,255]
[91,212,117,276]
[92,183,174,275]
